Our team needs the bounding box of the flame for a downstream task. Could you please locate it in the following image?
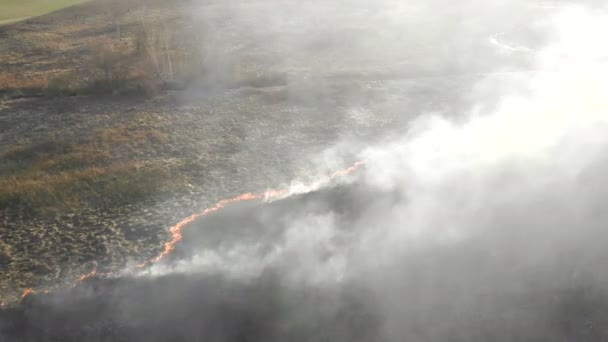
[329,160,367,180]
[138,160,365,267]
[21,288,34,299]
[7,161,365,304]
[78,267,113,284]
[79,269,98,283]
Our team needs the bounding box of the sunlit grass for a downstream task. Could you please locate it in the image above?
[0,0,89,25]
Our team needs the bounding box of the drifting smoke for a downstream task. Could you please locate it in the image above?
[3,1,608,341]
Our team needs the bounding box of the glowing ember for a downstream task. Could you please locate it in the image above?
[80,270,96,282]
[21,288,34,299]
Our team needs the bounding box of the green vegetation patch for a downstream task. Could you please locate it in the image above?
[0,0,89,24]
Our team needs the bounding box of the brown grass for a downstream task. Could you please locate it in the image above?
[0,125,178,213]
[0,74,49,91]
[93,125,168,152]
[0,163,178,213]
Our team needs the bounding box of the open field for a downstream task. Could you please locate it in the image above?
[0,0,89,25]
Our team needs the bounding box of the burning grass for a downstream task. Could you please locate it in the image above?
[0,115,186,300]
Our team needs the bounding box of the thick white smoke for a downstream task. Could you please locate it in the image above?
[349,5,608,340]
[171,2,608,277]
[151,3,608,340]
[358,4,608,248]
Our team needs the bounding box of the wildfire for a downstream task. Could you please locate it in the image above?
[80,269,97,282]
[138,160,365,267]
[136,191,285,268]
[21,288,34,299]
[329,161,367,180]
[12,161,366,303]
[78,268,110,283]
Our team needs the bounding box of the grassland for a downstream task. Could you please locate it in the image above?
[0,0,89,25]
[0,123,176,214]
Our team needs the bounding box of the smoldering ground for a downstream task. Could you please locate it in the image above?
[3,1,608,341]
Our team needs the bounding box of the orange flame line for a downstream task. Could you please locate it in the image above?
[15,161,366,302]
[138,160,366,268]
[329,161,367,180]
[21,288,34,299]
